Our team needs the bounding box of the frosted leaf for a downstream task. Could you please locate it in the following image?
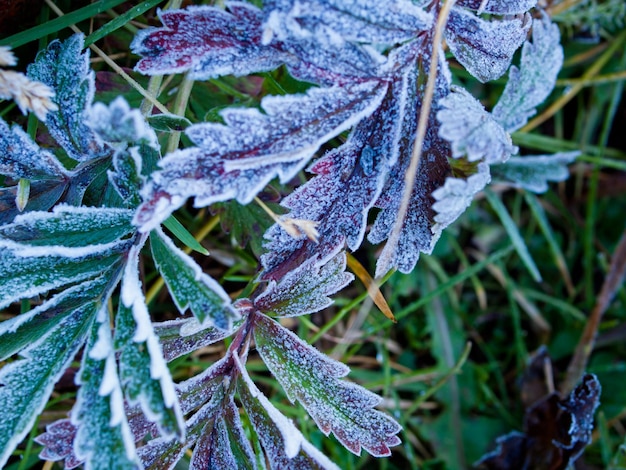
[236,354,340,469]
[261,78,407,279]
[253,314,402,457]
[0,272,115,362]
[493,14,564,132]
[437,86,517,164]
[490,152,578,193]
[446,8,530,82]
[190,401,257,470]
[154,318,235,362]
[133,3,289,80]
[108,147,144,207]
[431,161,491,237]
[0,237,129,310]
[456,0,537,14]
[0,118,68,180]
[150,227,237,330]
[72,317,141,470]
[176,353,233,415]
[135,81,386,231]
[263,0,432,46]
[35,419,82,469]
[115,243,185,440]
[27,34,107,162]
[0,298,95,468]
[0,205,134,247]
[87,97,159,149]
[255,252,353,317]
[368,64,452,278]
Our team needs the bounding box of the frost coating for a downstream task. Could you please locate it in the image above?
[254,314,402,457]
[490,152,578,193]
[446,8,530,83]
[437,86,517,164]
[431,161,491,235]
[493,14,564,132]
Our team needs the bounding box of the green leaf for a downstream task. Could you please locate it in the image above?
[147,113,193,132]
[0,206,134,247]
[28,34,107,162]
[162,215,208,255]
[490,152,578,193]
[72,318,141,470]
[0,237,129,309]
[253,314,402,457]
[115,244,184,440]
[150,227,237,329]
[0,272,117,361]
[0,295,96,468]
[484,188,542,282]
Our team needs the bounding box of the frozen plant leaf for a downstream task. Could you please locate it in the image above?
[0,296,96,468]
[0,272,116,362]
[150,227,237,330]
[437,86,517,164]
[476,374,601,470]
[0,205,134,247]
[445,8,530,83]
[87,97,159,149]
[135,82,385,231]
[0,236,129,310]
[431,161,491,237]
[493,14,563,132]
[28,34,107,162]
[456,0,537,14]
[253,314,402,457]
[254,252,353,317]
[115,243,185,440]
[36,419,82,469]
[72,316,141,470]
[262,0,432,47]
[490,152,578,193]
[108,148,144,207]
[189,401,257,470]
[236,354,340,469]
[132,3,289,80]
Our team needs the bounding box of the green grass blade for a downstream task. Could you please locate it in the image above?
[0,0,129,48]
[163,215,209,255]
[484,188,542,282]
[85,0,165,47]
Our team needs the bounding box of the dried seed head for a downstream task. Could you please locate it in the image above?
[0,69,58,121]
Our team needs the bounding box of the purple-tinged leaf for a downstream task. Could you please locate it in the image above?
[493,14,564,132]
[476,374,601,470]
[236,353,340,469]
[437,86,517,164]
[155,317,236,362]
[446,8,530,82]
[263,0,432,46]
[190,400,257,470]
[115,243,185,441]
[490,152,578,193]
[261,77,411,279]
[72,314,141,470]
[87,96,159,149]
[36,419,82,469]
[456,0,537,14]
[132,3,289,80]
[0,287,99,468]
[431,161,491,237]
[150,227,237,330]
[28,34,107,162]
[135,81,386,232]
[176,353,233,415]
[255,252,353,317]
[368,64,452,278]
[253,314,402,457]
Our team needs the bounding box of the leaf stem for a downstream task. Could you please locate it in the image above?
[382,0,456,277]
